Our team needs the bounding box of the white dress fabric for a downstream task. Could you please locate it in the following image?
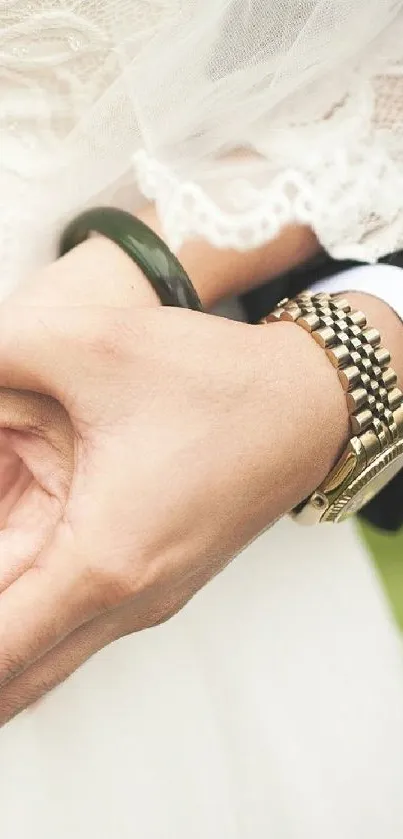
[2,520,403,839]
[2,3,403,838]
[3,0,403,293]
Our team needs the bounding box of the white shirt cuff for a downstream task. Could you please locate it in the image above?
[309,264,403,322]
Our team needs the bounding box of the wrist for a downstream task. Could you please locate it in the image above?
[257,290,403,522]
[346,292,403,391]
[37,205,318,312]
[252,321,349,520]
[138,205,319,308]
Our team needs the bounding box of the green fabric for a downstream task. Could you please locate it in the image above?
[360,522,403,629]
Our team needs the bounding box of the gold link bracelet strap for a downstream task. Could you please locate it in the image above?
[262,292,403,522]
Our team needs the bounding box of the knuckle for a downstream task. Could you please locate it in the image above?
[119,596,182,636]
[87,549,154,611]
[0,650,27,685]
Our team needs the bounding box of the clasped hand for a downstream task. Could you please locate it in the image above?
[0,240,306,724]
[0,232,351,724]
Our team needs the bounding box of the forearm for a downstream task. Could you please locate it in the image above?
[139,205,319,307]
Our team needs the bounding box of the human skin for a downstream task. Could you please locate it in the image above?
[0,210,401,725]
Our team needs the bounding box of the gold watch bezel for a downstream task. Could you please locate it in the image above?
[294,437,403,524]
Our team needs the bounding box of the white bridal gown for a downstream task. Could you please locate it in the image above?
[2,3,403,838]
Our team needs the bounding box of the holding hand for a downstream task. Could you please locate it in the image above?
[0,293,344,724]
[4,223,401,725]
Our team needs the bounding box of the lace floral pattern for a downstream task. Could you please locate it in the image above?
[0,1,178,289]
[1,1,403,295]
[133,71,403,262]
[1,3,130,176]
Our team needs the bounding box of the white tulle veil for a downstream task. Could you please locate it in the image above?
[2,0,403,289]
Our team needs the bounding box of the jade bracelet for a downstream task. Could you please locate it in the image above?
[59,207,203,311]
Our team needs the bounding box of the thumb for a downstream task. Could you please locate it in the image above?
[0,304,119,406]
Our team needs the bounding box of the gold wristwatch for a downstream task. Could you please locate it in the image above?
[262,292,403,524]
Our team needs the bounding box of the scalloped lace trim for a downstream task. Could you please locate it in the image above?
[133,141,403,264]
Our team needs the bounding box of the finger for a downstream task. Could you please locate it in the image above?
[0,388,73,592]
[0,483,62,592]
[0,584,198,726]
[0,305,126,404]
[0,429,30,525]
[0,527,93,686]
[0,612,116,727]
[0,387,72,439]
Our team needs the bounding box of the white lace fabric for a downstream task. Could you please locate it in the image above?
[2,1,403,292]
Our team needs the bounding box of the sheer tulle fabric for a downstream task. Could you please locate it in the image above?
[2,1,403,295]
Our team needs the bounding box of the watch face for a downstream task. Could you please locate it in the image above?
[335,446,403,522]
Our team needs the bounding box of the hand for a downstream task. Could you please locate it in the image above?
[2,222,400,726]
[0,235,160,588]
[0,216,320,599]
[0,228,401,726]
[0,291,349,725]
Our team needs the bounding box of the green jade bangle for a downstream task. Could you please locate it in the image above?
[59,207,203,311]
